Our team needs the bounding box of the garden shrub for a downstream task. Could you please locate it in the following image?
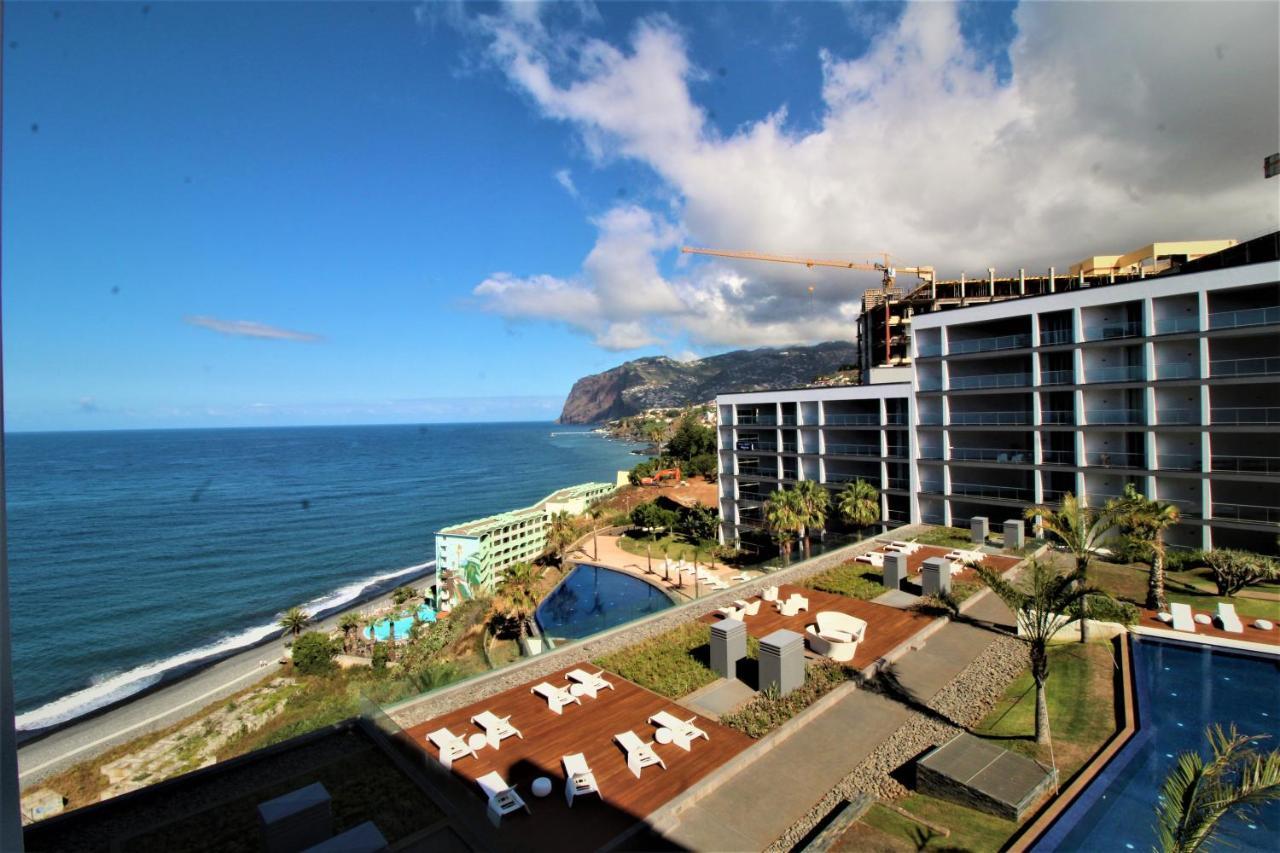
[1083,595,1139,625]
[371,643,389,674]
[804,562,887,600]
[721,662,849,738]
[292,631,338,676]
[593,623,718,699]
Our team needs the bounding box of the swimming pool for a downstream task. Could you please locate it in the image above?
[1036,637,1280,851]
[535,564,675,640]
[362,604,436,642]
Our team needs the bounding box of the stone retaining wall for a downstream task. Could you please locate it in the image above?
[387,526,930,728]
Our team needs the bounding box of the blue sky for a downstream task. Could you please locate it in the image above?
[3,2,1275,431]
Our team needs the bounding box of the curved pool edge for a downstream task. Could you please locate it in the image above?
[533,562,678,640]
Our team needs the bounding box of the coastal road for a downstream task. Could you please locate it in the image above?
[17,573,434,789]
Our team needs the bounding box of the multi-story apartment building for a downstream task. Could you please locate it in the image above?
[718,234,1280,554]
[435,481,616,596]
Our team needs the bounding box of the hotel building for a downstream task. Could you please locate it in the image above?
[718,234,1280,554]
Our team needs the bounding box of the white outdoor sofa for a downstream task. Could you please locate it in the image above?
[804,611,868,663]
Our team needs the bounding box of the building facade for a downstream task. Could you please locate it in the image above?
[435,481,616,597]
[719,239,1280,554]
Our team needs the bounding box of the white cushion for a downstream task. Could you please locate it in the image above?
[1255,619,1275,631]
[1194,613,1212,625]
[1156,612,1174,624]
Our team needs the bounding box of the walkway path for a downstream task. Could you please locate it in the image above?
[567,533,763,603]
[659,594,1015,851]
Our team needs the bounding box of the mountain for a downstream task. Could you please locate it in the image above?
[558,341,859,424]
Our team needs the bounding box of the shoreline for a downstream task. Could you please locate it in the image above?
[16,565,436,788]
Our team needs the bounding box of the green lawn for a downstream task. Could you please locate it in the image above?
[914,526,973,548]
[617,532,717,563]
[592,622,721,699]
[804,561,888,599]
[862,798,1016,852]
[1089,559,1280,621]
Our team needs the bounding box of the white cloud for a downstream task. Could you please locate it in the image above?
[457,1,1280,351]
[554,167,579,197]
[184,315,324,342]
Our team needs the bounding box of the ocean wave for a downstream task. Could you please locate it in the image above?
[15,560,435,732]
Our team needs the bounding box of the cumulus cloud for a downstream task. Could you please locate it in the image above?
[554,168,579,197]
[184,315,324,342]
[458,1,1280,351]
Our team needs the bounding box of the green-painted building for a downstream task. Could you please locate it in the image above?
[434,481,616,599]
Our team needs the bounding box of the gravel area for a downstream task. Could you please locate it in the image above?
[766,633,1027,852]
[387,528,931,728]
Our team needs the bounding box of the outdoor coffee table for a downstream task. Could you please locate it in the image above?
[467,733,487,752]
[654,728,674,746]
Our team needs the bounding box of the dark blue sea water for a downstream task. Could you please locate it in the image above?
[536,564,674,640]
[1039,638,1280,852]
[5,423,642,730]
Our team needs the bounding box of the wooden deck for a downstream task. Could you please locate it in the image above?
[403,663,754,851]
[1139,606,1279,646]
[861,543,1023,579]
[698,583,936,670]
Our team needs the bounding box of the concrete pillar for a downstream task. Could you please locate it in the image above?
[759,629,805,696]
[259,782,332,853]
[1019,268,1026,295]
[710,619,747,680]
[971,516,989,544]
[1004,519,1025,549]
[922,557,953,597]
[884,552,909,591]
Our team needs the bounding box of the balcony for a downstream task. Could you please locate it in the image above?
[1208,305,1280,330]
[780,415,798,426]
[824,413,880,426]
[1154,363,1197,380]
[1041,488,1073,503]
[1041,449,1076,465]
[1213,502,1280,525]
[948,372,1033,391]
[918,449,944,460]
[949,482,1034,501]
[826,472,874,484]
[1040,369,1075,385]
[918,379,943,392]
[947,333,1032,355]
[1211,407,1280,425]
[1157,408,1200,425]
[917,415,944,426]
[1211,455,1280,475]
[949,447,1032,463]
[1084,408,1144,425]
[1157,453,1202,472]
[1087,364,1146,383]
[736,414,777,426]
[1083,320,1142,341]
[1084,450,1146,469]
[1155,316,1200,335]
[735,441,777,452]
[917,343,942,358]
[1210,357,1280,378]
[885,508,911,522]
[1041,409,1076,425]
[949,411,1031,426]
[825,443,880,457]
[781,442,798,452]
[886,477,909,490]
[885,411,908,425]
[1039,327,1074,346]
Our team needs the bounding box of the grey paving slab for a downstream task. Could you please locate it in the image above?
[889,621,997,702]
[963,591,1016,627]
[681,678,757,717]
[872,589,921,609]
[921,734,1004,780]
[973,753,1053,804]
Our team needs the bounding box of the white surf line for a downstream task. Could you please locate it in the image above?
[18,661,280,782]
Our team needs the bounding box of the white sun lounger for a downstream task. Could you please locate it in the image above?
[731,572,750,582]
[470,710,522,750]
[1215,602,1244,634]
[531,681,582,714]
[855,552,886,567]
[735,599,761,617]
[778,594,809,617]
[566,668,615,699]
[888,540,921,555]
[476,771,530,827]
[562,752,600,807]
[649,710,710,751]
[716,606,744,621]
[1170,602,1196,633]
[614,730,666,778]
[762,585,779,602]
[427,727,477,770]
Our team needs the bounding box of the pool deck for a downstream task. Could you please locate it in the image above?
[402,662,754,851]
[1137,607,1279,647]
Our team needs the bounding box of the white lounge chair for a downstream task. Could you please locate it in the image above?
[762,585,779,602]
[778,594,809,617]
[648,710,710,751]
[476,771,530,827]
[471,710,522,749]
[566,668,615,699]
[426,727,477,770]
[731,572,750,582]
[1215,602,1244,634]
[614,730,666,778]
[1170,602,1196,633]
[804,612,868,663]
[735,599,761,617]
[855,552,885,568]
[716,606,744,621]
[562,752,600,807]
[888,540,921,555]
[531,681,582,714]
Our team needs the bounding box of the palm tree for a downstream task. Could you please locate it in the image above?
[338,613,360,654]
[587,504,606,560]
[1024,492,1117,642]
[1107,483,1181,611]
[838,479,881,534]
[545,510,577,567]
[278,606,311,639]
[975,559,1100,744]
[764,489,803,564]
[1154,725,1280,853]
[793,480,830,558]
[496,561,542,641]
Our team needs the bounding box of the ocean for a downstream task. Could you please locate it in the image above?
[4,422,642,732]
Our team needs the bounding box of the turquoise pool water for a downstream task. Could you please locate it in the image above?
[362,604,436,642]
[536,564,674,639]
[1036,637,1279,851]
